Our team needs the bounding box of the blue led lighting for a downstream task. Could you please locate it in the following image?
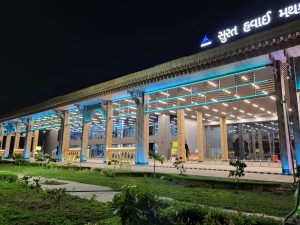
[111,96,132,103]
[31,111,60,120]
[145,93,268,114]
[88,108,106,121]
[145,80,268,105]
[145,66,268,95]
[111,113,136,119]
[30,124,61,131]
[112,104,137,111]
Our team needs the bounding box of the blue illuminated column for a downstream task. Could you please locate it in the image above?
[80,107,89,163]
[23,120,33,159]
[13,123,21,154]
[135,93,149,165]
[57,111,70,162]
[288,57,300,167]
[104,102,112,162]
[274,60,292,174]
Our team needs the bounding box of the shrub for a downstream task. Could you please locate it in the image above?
[229,160,247,191]
[12,154,27,166]
[0,172,18,182]
[45,188,67,214]
[110,185,161,225]
[173,157,186,175]
[102,169,116,177]
[159,201,281,225]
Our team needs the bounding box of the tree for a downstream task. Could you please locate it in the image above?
[149,151,164,178]
[229,160,247,191]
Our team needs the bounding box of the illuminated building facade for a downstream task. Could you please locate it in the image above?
[1,14,300,174]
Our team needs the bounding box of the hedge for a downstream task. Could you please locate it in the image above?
[159,201,282,225]
[0,172,18,182]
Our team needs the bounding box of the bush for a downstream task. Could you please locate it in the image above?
[0,172,18,182]
[159,201,281,225]
[101,169,116,177]
[110,186,281,225]
[110,185,161,225]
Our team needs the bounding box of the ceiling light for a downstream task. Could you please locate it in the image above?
[160,91,170,96]
[233,107,237,110]
[222,103,229,107]
[191,115,196,119]
[203,106,209,109]
[260,108,265,111]
[211,98,218,102]
[262,91,268,94]
[252,104,258,108]
[158,100,167,105]
[270,96,276,101]
[178,98,186,101]
[235,95,241,98]
[181,87,192,92]
[186,108,192,111]
[205,113,211,117]
[208,81,217,87]
[289,108,293,112]
[267,111,272,114]
[239,110,245,113]
[154,112,161,115]
[241,76,248,81]
[244,100,250,103]
[252,84,260,89]
[212,109,219,112]
[229,115,235,118]
[221,112,227,115]
[247,113,253,116]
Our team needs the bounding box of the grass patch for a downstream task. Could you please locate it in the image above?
[0,181,115,225]
[0,164,294,217]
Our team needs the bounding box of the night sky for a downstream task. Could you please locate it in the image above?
[0,0,297,115]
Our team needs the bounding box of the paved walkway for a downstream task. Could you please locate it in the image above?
[79,160,294,183]
[20,176,118,202]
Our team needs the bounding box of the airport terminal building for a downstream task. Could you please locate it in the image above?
[1,4,300,174]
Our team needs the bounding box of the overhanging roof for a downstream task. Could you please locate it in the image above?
[1,19,300,122]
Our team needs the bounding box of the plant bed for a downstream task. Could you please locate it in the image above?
[0,180,114,225]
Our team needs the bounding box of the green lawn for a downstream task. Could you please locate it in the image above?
[0,164,294,218]
[0,181,115,225]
